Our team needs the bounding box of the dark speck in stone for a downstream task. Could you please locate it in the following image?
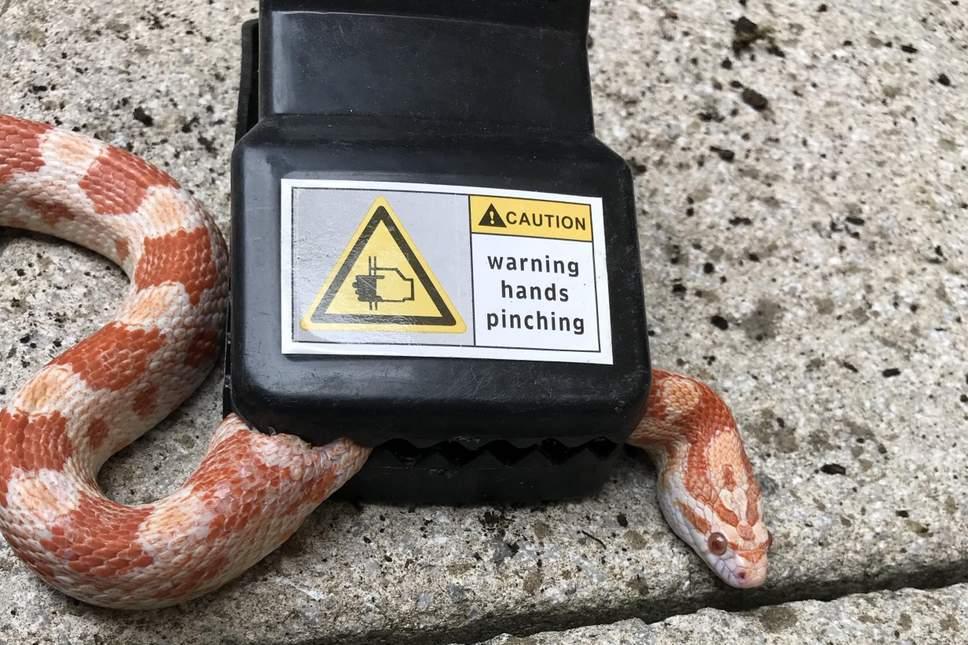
[731,16,785,58]
[882,368,901,378]
[181,116,199,133]
[198,135,217,154]
[900,44,918,54]
[732,17,761,56]
[820,463,847,475]
[710,315,730,330]
[741,87,770,111]
[733,16,760,53]
[937,73,952,87]
[132,106,154,126]
[766,43,785,57]
[667,245,682,265]
[710,146,736,162]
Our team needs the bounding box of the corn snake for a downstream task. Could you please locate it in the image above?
[0,116,769,609]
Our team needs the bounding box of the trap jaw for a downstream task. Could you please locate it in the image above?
[226,0,651,504]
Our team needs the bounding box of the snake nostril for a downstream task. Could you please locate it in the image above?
[736,571,747,581]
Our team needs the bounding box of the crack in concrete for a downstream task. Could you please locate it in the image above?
[298,561,968,645]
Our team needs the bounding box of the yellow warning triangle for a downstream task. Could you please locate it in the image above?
[301,198,466,333]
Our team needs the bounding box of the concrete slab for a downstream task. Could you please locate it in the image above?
[476,583,968,644]
[1,0,966,644]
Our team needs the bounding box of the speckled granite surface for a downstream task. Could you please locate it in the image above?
[476,584,968,644]
[1,1,966,644]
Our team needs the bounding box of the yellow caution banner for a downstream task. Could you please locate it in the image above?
[470,196,593,242]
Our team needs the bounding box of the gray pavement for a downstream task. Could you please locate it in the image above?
[1,1,967,644]
[476,584,968,644]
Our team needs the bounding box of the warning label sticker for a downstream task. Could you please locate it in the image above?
[281,180,612,364]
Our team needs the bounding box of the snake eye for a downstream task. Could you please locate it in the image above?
[707,532,728,556]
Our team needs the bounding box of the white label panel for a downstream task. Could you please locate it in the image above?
[281,179,612,365]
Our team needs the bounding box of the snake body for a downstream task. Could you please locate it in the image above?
[0,116,768,609]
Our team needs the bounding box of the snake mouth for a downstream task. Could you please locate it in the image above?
[723,551,768,589]
[730,567,766,589]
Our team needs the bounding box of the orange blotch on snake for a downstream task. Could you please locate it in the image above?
[133,383,159,418]
[0,116,50,184]
[685,421,751,529]
[78,145,179,215]
[52,322,165,392]
[737,546,768,565]
[115,238,130,262]
[746,471,762,527]
[86,418,111,451]
[307,467,340,506]
[0,409,74,506]
[135,227,217,306]
[712,497,741,528]
[41,492,154,578]
[154,554,228,600]
[186,430,258,492]
[187,431,274,541]
[676,501,711,535]
[736,522,756,541]
[26,197,75,226]
[185,327,220,369]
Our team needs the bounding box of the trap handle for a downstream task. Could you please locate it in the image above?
[259,0,594,131]
[261,0,591,32]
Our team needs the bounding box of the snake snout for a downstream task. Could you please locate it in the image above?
[726,552,768,589]
[731,568,762,588]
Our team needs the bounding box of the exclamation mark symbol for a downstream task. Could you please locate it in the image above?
[478,203,507,228]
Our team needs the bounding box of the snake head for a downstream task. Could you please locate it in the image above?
[632,369,772,589]
[662,459,771,589]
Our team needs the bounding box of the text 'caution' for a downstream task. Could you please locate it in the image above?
[470,196,593,242]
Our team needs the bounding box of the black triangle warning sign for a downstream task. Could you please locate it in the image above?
[301,198,466,333]
[478,203,507,228]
